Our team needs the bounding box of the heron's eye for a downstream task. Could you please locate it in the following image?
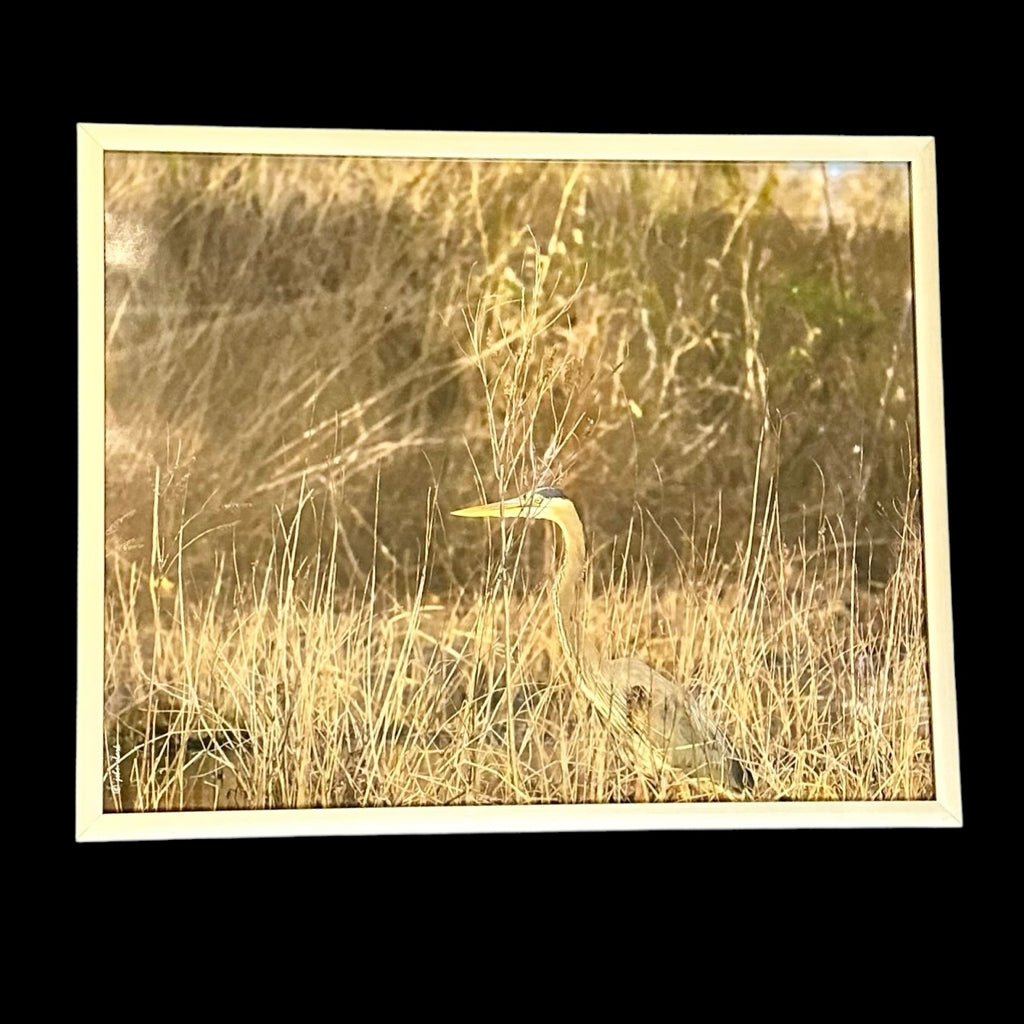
[533,495,544,505]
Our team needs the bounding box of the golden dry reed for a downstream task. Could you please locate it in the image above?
[103,246,931,810]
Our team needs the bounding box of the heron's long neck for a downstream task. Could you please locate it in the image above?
[551,507,599,675]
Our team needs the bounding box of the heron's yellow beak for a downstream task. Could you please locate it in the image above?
[450,498,527,519]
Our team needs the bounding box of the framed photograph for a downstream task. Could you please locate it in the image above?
[78,126,961,839]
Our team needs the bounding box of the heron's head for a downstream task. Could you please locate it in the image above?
[451,486,573,526]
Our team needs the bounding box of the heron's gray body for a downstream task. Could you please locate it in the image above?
[594,656,750,790]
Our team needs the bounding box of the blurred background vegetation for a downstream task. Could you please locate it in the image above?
[104,153,916,596]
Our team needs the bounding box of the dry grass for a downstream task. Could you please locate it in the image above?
[103,475,932,809]
[103,249,933,810]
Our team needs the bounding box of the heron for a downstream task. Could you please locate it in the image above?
[451,486,751,795]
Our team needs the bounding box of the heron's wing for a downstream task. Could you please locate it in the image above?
[603,657,747,790]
